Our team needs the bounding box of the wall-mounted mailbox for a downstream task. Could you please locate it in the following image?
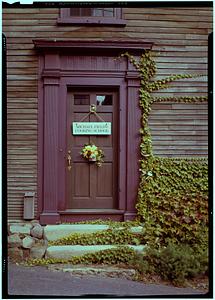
[23,192,35,220]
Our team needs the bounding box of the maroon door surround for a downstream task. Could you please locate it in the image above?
[34,40,153,224]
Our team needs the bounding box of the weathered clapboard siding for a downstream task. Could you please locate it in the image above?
[148,103,208,157]
[3,6,212,220]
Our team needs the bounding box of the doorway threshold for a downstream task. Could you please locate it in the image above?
[58,209,125,222]
[60,209,125,214]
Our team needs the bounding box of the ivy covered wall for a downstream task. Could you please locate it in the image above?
[120,51,208,247]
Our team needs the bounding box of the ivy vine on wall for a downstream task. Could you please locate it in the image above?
[120,51,208,248]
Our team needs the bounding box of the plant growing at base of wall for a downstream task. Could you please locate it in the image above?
[49,228,144,246]
[26,246,137,266]
[119,51,208,249]
[130,242,208,286]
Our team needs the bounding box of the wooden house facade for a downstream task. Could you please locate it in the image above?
[3,4,212,224]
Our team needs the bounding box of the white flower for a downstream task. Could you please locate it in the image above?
[147,171,153,177]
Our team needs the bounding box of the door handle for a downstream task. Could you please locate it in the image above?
[67,150,72,171]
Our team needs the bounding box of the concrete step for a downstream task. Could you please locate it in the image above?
[45,245,145,260]
[44,224,143,241]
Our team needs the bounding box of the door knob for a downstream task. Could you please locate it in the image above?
[67,150,72,171]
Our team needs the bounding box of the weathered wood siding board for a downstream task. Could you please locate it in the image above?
[3,6,211,219]
[148,102,208,157]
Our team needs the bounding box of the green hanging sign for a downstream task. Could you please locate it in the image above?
[72,122,111,135]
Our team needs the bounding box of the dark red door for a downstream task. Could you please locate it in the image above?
[66,88,118,209]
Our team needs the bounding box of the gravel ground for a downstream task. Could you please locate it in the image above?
[5,262,208,297]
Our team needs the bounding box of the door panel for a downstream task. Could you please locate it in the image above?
[67,88,118,209]
[73,163,90,197]
[97,164,113,197]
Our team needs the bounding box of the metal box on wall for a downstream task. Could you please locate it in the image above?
[23,192,35,220]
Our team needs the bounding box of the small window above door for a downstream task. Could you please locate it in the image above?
[70,8,115,17]
[58,7,126,26]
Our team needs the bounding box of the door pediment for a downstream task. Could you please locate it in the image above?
[33,39,153,55]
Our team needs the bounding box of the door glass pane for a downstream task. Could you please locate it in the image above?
[74,94,90,105]
[96,95,113,105]
[96,95,113,106]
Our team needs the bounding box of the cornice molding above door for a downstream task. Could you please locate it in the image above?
[33,39,153,55]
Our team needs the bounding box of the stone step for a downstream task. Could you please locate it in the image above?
[47,264,136,280]
[44,224,143,241]
[45,245,145,260]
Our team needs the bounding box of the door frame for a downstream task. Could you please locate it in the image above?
[66,88,119,210]
[35,40,153,224]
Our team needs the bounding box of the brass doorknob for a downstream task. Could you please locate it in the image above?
[67,150,72,171]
